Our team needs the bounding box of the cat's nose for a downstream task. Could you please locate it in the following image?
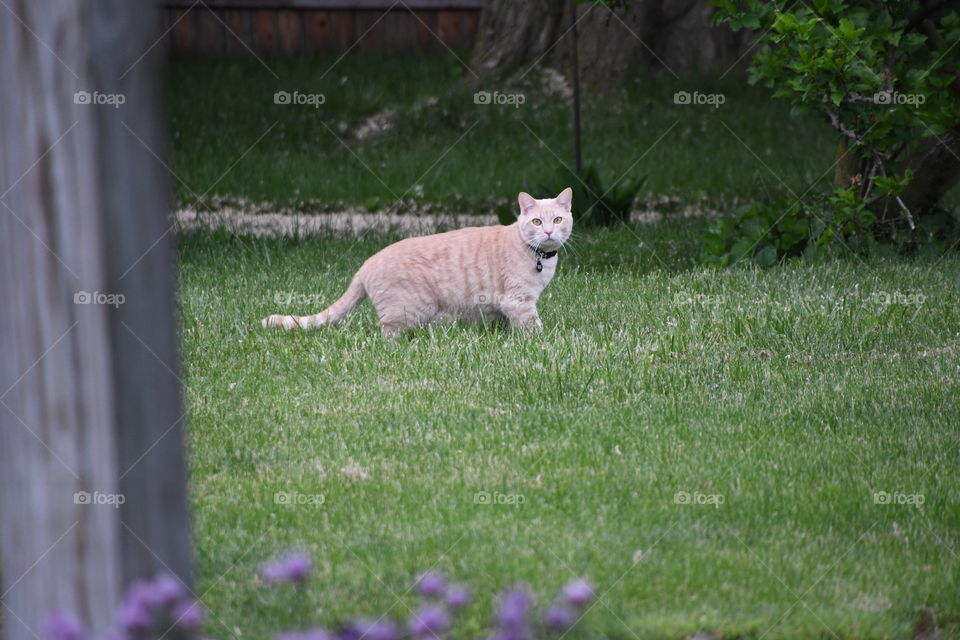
[545,230,553,236]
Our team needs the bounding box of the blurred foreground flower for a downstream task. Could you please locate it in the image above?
[415,571,447,598]
[444,584,471,610]
[261,552,313,584]
[46,552,592,640]
[561,579,594,608]
[45,613,87,640]
[47,572,203,640]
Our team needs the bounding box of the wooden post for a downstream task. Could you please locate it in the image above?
[0,3,191,640]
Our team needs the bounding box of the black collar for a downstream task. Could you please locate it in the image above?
[529,246,558,259]
[528,244,558,272]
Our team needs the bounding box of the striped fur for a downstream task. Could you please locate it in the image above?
[262,188,573,338]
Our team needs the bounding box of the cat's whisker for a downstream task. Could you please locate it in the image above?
[559,242,580,260]
[557,234,582,258]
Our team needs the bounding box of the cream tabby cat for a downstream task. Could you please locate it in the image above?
[262,188,572,338]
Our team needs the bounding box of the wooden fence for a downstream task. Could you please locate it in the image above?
[162,0,482,56]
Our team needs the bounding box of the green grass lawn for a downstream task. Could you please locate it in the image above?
[172,52,960,639]
[169,54,840,210]
[180,222,959,640]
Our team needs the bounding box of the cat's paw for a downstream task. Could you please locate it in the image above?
[521,320,543,334]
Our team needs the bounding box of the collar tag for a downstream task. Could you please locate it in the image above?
[529,245,558,272]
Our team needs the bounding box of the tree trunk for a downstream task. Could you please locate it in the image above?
[0,3,191,640]
[466,0,566,84]
[466,0,752,87]
[833,138,860,188]
[561,2,648,89]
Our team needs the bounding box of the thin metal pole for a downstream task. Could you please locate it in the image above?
[570,0,582,174]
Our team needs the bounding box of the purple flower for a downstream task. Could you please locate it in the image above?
[261,552,313,584]
[278,630,336,640]
[497,588,532,630]
[44,612,87,640]
[416,572,447,597]
[171,600,205,631]
[124,580,159,610]
[116,598,153,634]
[444,584,471,610]
[561,579,594,608]
[335,626,361,640]
[354,619,398,640]
[151,574,185,608]
[408,606,450,638]
[544,605,576,632]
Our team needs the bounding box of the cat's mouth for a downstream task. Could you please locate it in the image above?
[536,237,564,251]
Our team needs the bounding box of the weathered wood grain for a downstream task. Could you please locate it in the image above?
[0,3,192,640]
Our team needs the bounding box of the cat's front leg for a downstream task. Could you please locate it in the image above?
[502,303,543,333]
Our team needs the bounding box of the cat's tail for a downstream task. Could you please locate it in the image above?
[261,276,367,330]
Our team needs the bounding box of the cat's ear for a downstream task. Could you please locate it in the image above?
[556,187,573,212]
[518,192,537,215]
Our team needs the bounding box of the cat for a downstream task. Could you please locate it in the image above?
[262,188,572,339]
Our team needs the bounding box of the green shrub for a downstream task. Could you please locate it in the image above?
[700,189,957,266]
[704,1,960,263]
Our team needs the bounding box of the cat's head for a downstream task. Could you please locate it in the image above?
[517,188,573,251]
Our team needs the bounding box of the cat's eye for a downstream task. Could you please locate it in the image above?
[553,216,563,224]
[531,218,542,226]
